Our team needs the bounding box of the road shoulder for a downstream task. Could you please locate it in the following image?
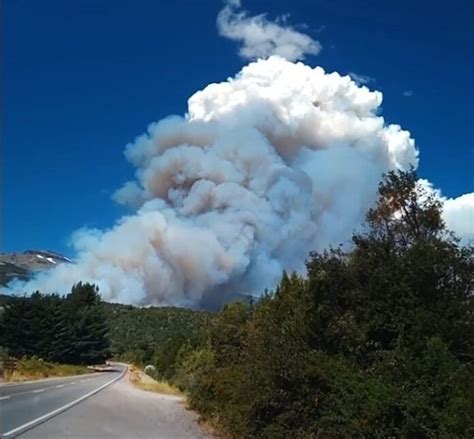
[18,368,214,439]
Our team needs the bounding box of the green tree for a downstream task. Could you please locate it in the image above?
[65,282,110,364]
[1,284,111,365]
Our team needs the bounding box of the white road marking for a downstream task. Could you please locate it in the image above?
[2,366,127,438]
[0,375,100,400]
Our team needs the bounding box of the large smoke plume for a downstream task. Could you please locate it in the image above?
[8,3,472,309]
[10,56,420,307]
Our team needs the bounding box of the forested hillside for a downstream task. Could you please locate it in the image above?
[0,291,209,371]
[104,302,210,368]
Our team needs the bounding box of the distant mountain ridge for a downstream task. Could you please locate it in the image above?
[0,250,72,286]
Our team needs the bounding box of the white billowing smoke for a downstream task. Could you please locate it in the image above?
[418,179,474,246]
[443,194,474,245]
[10,56,423,307]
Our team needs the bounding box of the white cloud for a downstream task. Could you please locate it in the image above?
[349,72,375,85]
[403,90,413,97]
[217,0,321,61]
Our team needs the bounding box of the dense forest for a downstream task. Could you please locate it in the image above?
[104,302,209,369]
[0,282,110,365]
[0,170,472,437]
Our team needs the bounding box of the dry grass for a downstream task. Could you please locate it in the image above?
[129,365,183,397]
[135,380,183,396]
[5,358,90,382]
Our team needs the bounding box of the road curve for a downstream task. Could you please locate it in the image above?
[0,365,126,438]
[12,368,213,439]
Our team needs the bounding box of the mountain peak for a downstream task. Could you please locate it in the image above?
[0,250,72,286]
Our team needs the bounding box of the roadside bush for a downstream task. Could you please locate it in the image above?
[16,356,51,378]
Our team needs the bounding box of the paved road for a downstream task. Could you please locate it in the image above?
[1,365,212,439]
[17,370,211,439]
[0,366,125,437]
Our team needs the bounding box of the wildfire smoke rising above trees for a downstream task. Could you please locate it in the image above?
[9,56,472,307]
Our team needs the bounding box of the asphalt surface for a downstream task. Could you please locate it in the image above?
[18,370,211,439]
[0,366,212,439]
[0,366,125,437]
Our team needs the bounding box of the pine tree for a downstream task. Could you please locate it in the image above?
[1,283,111,365]
[65,282,110,364]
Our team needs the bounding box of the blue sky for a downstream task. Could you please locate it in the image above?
[3,0,473,255]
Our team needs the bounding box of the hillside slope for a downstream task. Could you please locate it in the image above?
[0,250,71,287]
